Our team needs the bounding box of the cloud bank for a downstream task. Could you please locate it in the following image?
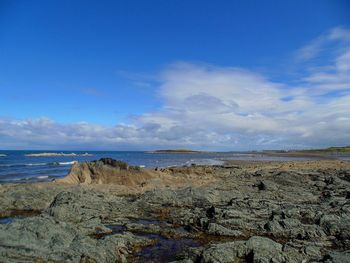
[1,27,350,150]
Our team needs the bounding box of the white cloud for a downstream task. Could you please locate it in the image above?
[296,26,350,62]
[296,37,325,61]
[1,27,350,150]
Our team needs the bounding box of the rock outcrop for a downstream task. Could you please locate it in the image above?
[58,158,154,185]
[57,158,217,191]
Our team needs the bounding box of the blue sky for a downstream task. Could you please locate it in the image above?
[0,0,350,150]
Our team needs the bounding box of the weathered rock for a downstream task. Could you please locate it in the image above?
[57,158,152,185]
[207,223,243,237]
[324,251,350,263]
[192,236,288,263]
[0,215,146,263]
[0,160,350,262]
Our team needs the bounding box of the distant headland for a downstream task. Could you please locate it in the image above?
[148,149,206,153]
[300,146,350,153]
[259,146,350,159]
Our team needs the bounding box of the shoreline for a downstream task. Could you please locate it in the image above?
[0,159,349,262]
[1,151,350,184]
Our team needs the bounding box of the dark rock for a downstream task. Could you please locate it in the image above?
[97,158,129,170]
[254,181,267,190]
[206,206,216,219]
[322,251,350,263]
[193,236,289,262]
[346,191,350,199]
[324,177,334,185]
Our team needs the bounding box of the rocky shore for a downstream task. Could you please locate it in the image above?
[0,158,350,262]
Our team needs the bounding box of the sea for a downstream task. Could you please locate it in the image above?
[0,150,349,184]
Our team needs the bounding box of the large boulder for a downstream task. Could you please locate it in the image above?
[57,158,154,185]
[198,236,288,263]
[0,215,145,263]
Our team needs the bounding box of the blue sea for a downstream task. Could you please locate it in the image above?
[0,150,348,184]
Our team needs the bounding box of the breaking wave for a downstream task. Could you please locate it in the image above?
[0,161,77,167]
[184,158,224,166]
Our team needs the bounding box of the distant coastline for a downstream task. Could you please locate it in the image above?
[258,146,350,159]
[1,146,349,156]
[300,146,350,153]
[148,146,350,156]
[148,149,207,154]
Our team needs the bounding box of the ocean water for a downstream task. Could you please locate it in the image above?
[0,150,348,184]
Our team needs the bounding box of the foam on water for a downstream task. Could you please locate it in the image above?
[184,158,224,166]
[0,161,76,167]
[58,161,77,165]
[35,175,49,179]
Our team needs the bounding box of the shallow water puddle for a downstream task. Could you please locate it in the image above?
[0,217,14,224]
[130,219,164,225]
[107,224,126,234]
[106,219,200,262]
[0,210,41,224]
[134,234,200,262]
